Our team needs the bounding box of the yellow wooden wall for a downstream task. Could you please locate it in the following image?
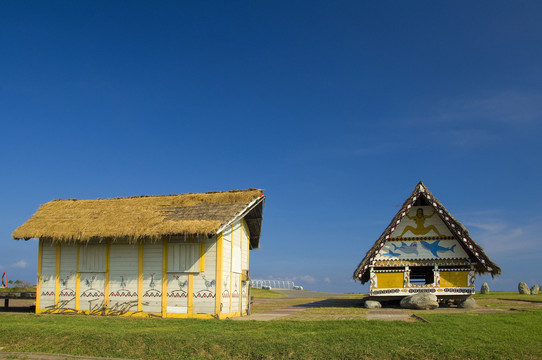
[439,271,469,287]
[375,273,403,288]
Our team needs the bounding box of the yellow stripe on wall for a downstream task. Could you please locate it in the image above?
[243,220,250,310]
[239,223,243,315]
[188,238,194,315]
[104,241,110,306]
[230,224,233,314]
[36,239,43,313]
[215,233,223,314]
[199,243,205,272]
[162,237,168,318]
[138,242,143,312]
[188,273,194,315]
[54,243,60,306]
[75,245,80,311]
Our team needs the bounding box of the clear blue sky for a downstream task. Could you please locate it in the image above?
[1,1,541,292]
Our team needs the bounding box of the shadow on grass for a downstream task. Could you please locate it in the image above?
[293,298,365,308]
[0,305,35,313]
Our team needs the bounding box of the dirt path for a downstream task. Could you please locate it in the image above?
[271,289,358,298]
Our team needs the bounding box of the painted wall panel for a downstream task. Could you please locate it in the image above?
[241,280,247,311]
[440,271,469,287]
[231,221,241,312]
[59,244,77,309]
[79,245,106,272]
[167,273,188,313]
[168,243,199,273]
[231,273,240,313]
[375,240,468,260]
[108,244,138,312]
[232,222,242,274]
[142,242,163,313]
[36,234,237,317]
[79,272,105,312]
[375,272,404,288]
[391,206,453,238]
[78,244,106,312]
[193,238,217,314]
[221,227,231,312]
[241,222,248,271]
[40,241,56,309]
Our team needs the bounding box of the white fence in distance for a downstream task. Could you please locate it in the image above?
[249,280,303,290]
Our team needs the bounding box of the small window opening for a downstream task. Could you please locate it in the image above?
[413,196,430,206]
[410,266,434,285]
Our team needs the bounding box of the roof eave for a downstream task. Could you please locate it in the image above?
[216,194,266,249]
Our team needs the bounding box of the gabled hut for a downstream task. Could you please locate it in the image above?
[13,189,265,318]
[353,182,500,299]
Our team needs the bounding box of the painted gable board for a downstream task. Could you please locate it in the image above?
[391,206,453,238]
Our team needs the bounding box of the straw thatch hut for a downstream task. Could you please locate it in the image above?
[353,182,500,300]
[13,189,265,318]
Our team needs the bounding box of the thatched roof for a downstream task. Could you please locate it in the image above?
[353,182,501,283]
[13,189,265,248]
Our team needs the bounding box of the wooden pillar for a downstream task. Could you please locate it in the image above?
[161,237,168,318]
[215,234,223,315]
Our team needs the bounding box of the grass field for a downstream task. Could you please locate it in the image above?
[0,291,541,359]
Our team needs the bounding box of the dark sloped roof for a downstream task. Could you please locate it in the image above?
[353,182,501,283]
[13,189,265,248]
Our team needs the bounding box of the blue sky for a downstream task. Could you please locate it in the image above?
[1,1,541,292]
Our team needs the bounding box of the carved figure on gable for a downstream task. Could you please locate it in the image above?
[400,208,442,237]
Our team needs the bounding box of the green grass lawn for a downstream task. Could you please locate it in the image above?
[0,291,541,359]
[250,288,287,298]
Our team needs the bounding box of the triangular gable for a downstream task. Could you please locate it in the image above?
[353,182,501,283]
[373,205,469,261]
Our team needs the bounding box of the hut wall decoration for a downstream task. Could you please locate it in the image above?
[353,182,500,299]
[13,189,265,319]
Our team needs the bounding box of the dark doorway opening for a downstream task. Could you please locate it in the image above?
[410,267,434,285]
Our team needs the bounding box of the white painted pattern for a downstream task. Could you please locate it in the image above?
[108,244,138,312]
[79,272,105,312]
[241,221,248,271]
[78,244,106,312]
[142,242,163,314]
[40,241,56,309]
[167,273,188,313]
[168,243,199,273]
[230,221,241,312]
[79,245,106,273]
[193,238,217,314]
[221,227,231,313]
[59,244,77,308]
